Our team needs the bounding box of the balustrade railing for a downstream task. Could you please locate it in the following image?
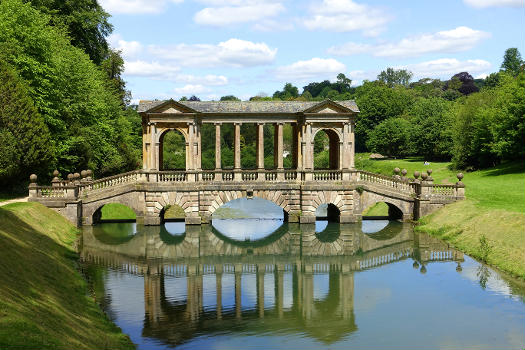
[242,172,257,181]
[37,186,67,198]
[222,172,234,181]
[313,170,341,181]
[158,171,187,182]
[356,170,414,194]
[429,184,456,196]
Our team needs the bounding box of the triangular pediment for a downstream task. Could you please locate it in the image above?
[303,100,352,114]
[146,99,197,114]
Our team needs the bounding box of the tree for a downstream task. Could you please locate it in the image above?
[407,98,453,160]
[366,118,411,158]
[353,81,415,151]
[0,59,53,186]
[26,0,113,65]
[501,48,524,76]
[273,83,299,100]
[220,95,240,101]
[445,72,479,95]
[189,95,201,101]
[377,68,413,87]
[101,49,130,105]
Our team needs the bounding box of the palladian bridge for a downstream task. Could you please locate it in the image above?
[29,99,465,226]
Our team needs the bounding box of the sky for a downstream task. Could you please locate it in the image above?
[99,0,525,103]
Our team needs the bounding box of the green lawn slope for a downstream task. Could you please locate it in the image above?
[357,154,525,279]
[0,202,135,349]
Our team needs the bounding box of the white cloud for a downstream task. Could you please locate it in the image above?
[302,0,391,36]
[148,38,277,67]
[108,34,143,58]
[399,58,491,78]
[328,26,490,58]
[124,60,180,78]
[273,58,346,81]
[174,84,210,95]
[194,2,285,26]
[475,73,489,79]
[100,0,183,14]
[463,0,523,8]
[123,61,228,85]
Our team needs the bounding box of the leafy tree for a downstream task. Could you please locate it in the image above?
[189,95,201,101]
[407,98,453,160]
[0,59,53,186]
[0,0,139,177]
[501,48,524,76]
[101,49,130,105]
[179,96,188,101]
[377,68,413,87]
[273,83,299,100]
[353,81,415,151]
[446,72,479,95]
[26,0,112,65]
[366,118,411,158]
[220,95,240,101]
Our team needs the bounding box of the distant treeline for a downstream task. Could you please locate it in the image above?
[0,0,523,192]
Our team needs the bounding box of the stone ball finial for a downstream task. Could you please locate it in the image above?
[457,173,464,181]
[414,171,420,179]
[412,261,419,269]
[53,170,60,177]
[420,265,427,274]
[67,173,74,181]
[401,169,407,176]
[427,169,433,175]
[421,172,428,180]
[86,169,93,177]
[73,172,80,179]
[29,174,37,183]
[394,167,400,175]
[456,263,462,272]
[81,170,87,178]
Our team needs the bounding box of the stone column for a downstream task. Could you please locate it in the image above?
[274,123,284,169]
[234,263,242,319]
[215,265,223,320]
[292,123,301,170]
[350,121,355,169]
[215,123,222,170]
[195,122,201,171]
[149,122,157,171]
[256,264,265,318]
[256,123,265,180]
[304,123,313,181]
[187,122,194,171]
[234,123,242,181]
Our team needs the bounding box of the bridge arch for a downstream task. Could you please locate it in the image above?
[150,191,198,221]
[312,127,341,170]
[357,190,412,221]
[206,190,290,219]
[159,127,188,171]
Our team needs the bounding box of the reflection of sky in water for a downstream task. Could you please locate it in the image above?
[315,220,329,232]
[313,274,329,300]
[361,220,389,233]
[212,219,283,241]
[164,222,185,235]
[220,197,284,219]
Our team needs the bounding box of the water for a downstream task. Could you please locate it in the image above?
[80,220,525,349]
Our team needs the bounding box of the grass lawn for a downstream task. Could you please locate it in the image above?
[0,202,135,349]
[101,203,136,221]
[356,153,525,279]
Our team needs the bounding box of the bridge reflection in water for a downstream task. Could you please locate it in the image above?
[80,222,464,347]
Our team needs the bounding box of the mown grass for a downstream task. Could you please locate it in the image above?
[100,203,136,220]
[0,202,135,349]
[356,153,525,279]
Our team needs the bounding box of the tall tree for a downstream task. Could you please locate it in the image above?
[0,59,53,185]
[101,49,130,105]
[273,83,299,100]
[26,0,113,65]
[501,48,524,76]
[377,68,413,87]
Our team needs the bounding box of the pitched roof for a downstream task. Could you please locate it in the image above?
[138,99,359,114]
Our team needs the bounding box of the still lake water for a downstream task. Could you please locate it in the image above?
[80,218,525,349]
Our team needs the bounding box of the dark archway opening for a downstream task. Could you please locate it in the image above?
[160,129,186,170]
[362,202,403,221]
[313,129,340,170]
[316,203,340,222]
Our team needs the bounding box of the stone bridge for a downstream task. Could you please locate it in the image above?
[29,99,465,226]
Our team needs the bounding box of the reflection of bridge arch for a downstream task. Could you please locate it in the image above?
[210,223,289,247]
[356,191,412,221]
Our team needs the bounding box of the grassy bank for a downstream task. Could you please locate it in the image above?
[357,154,525,279]
[0,202,135,349]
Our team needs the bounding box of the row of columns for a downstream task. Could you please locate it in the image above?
[144,263,355,323]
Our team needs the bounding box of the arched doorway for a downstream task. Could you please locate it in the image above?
[159,129,186,170]
[313,129,340,170]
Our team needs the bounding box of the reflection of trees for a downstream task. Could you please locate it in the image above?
[477,265,491,290]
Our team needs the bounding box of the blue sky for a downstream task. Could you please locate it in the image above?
[100,0,525,102]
